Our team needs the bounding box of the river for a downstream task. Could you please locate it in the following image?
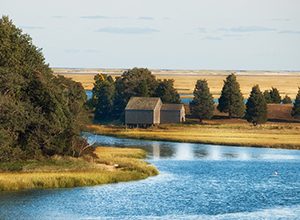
[0,134,300,219]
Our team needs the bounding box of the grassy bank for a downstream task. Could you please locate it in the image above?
[0,147,158,191]
[86,121,300,150]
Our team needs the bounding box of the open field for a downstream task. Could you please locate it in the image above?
[54,68,300,98]
[86,122,300,150]
[0,147,158,191]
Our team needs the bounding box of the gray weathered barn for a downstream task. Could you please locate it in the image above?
[125,97,185,126]
[160,104,185,124]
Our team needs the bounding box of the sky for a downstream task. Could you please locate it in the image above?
[1,0,300,70]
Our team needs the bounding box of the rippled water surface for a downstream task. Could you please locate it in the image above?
[1,134,300,220]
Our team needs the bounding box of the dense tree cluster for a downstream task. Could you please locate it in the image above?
[282,95,292,104]
[263,88,282,103]
[0,16,88,161]
[92,68,180,121]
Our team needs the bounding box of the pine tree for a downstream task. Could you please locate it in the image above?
[269,87,281,103]
[217,73,245,118]
[292,88,300,118]
[263,90,272,103]
[189,80,214,123]
[282,95,292,104]
[245,85,268,125]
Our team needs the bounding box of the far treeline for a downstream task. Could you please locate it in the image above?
[91,71,300,125]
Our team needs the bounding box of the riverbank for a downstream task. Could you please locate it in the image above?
[0,147,158,191]
[86,121,300,150]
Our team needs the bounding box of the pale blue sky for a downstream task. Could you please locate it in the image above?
[1,0,300,70]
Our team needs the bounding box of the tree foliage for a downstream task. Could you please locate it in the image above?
[217,73,245,118]
[282,95,292,104]
[0,16,88,161]
[269,87,281,104]
[112,68,158,117]
[189,80,214,122]
[263,90,272,104]
[245,85,268,125]
[155,79,180,103]
[92,74,115,121]
[292,88,300,118]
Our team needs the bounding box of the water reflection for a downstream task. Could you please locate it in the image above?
[83,132,300,161]
[174,143,194,160]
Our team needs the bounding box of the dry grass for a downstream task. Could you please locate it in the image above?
[0,147,158,191]
[86,122,300,150]
[55,70,300,98]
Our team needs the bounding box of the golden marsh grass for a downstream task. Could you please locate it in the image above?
[0,147,158,191]
[86,122,300,150]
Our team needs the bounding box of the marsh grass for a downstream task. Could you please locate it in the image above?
[58,72,300,98]
[0,147,158,191]
[86,122,300,150]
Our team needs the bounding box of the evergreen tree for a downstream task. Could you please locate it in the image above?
[263,90,272,103]
[189,80,214,123]
[269,87,281,103]
[217,73,245,118]
[292,88,300,118]
[155,79,180,103]
[245,85,268,125]
[282,95,292,104]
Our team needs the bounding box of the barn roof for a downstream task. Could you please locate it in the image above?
[161,104,184,111]
[125,97,161,110]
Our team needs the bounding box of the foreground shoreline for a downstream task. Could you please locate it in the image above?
[0,147,158,192]
[86,122,300,150]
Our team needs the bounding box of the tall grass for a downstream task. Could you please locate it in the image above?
[0,147,158,191]
[86,122,300,150]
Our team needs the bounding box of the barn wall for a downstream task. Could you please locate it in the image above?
[125,110,154,125]
[160,110,181,124]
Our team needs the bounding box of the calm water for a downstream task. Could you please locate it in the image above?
[1,134,300,220]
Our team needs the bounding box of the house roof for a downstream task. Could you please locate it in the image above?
[125,97,161,110]
[161,103,184,111]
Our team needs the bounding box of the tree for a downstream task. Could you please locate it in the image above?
[113,68,158,118]
[292,88,300,118]
[245,85,268,125]
[282,95,292,104]
[217,73,245,118]
[155,79,180,103]
[0,16,88,161]
[189,80,214,123]
[94,81,115,121]
[263,90,272,103]
[269,87,281,103]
